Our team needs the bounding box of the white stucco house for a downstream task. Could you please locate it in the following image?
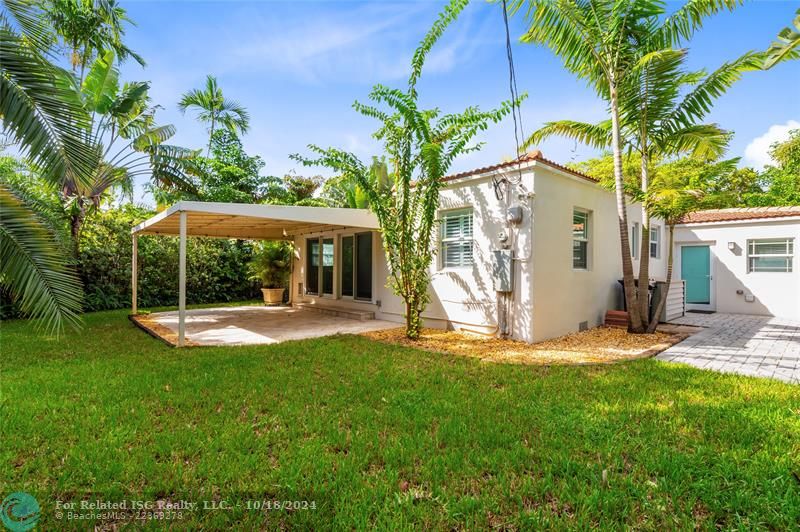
[673,207,800,319]
[131,151,799,346]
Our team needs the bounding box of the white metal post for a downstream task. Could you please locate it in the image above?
[178,211,187,347]
[131,234,138,315]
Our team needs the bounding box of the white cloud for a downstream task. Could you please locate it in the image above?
[219,1,488,84]
[744,120,800,169]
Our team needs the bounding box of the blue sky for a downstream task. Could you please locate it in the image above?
[117,0,800,205]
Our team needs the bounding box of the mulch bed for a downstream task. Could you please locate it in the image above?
[362,325,692,366]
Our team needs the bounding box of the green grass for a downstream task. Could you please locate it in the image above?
[1,309,798,530]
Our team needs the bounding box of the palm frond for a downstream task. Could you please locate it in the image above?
[0,25,95,186]
[762,8,800,69]
[2,0,58,53]
[520,0,605,86]
[650,0,741,48]
[661,123,732,160]
[524,119,612,151]
[664,50,763,131]
[177,87,211,112]
[0,183,83,333]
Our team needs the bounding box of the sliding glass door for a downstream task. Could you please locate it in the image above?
[338,233,372,301]
[308,233,372,301]
[355,232,372,300]
[341,236,354,297]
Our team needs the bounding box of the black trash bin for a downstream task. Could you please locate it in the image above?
[617,278,656,313]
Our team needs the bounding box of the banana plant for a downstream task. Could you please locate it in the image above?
[325,156,391,209]
[62,50,197,250]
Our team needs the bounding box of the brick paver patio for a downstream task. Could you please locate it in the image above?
[656,313,800,384]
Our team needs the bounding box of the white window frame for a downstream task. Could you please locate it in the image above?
[630,222,640,259]
[650,225,661,259]
[747,238,793,273]
[440,208,474,269]
[573,208,590,270]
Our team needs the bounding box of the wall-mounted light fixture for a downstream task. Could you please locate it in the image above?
[727,241,736,251]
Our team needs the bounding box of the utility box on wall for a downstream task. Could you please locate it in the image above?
[492,249,513,292]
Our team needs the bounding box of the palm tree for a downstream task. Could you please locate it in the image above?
[178,75,250,155]
[527,48,761,328]
[41,0,145,84]
[644,160,734,331]
[516,0,743,332]
[1,0,92,332]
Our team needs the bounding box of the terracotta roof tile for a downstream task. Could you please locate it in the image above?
[679,206,800,224]
[442,150,598,184]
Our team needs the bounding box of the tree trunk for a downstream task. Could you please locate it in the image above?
[70,207,86,257]
[405,297,422,340]
[637,152,651,329]
[609,83,643,332]
[207,115,215,157]
[70,207,87,281]
[647,225,674,333]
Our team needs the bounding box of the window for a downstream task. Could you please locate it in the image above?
[573,209,589,269]
[341,236,354,297]
[650,225,661,259]
[306,238,320,295]
[441,209,473,268]
[630,222,639,259]
[748,238,793,272]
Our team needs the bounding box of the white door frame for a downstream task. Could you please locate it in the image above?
[677,242,716,312]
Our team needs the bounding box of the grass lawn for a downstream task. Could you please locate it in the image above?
[1,309,799,529]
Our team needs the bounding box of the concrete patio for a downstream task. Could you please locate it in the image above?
[657,312,800,383]
[133,306,398,346]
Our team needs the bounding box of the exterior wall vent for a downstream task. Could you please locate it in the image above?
[578,321,589,332]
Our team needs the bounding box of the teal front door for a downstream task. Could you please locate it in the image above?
[681,245,711,304]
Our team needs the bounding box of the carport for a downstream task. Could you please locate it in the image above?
[130,201,381,346]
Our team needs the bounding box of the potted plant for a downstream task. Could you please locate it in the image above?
[248,242,292,306]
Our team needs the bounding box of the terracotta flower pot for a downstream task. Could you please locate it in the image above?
[261,288,285,306]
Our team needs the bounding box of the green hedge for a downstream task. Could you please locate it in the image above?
[79,205,260,311]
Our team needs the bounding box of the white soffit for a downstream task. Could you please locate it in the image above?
[131,201,379,240]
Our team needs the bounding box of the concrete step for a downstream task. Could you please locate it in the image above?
[295,303,375,321]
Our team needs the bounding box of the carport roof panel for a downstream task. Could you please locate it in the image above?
[131,201,380,239]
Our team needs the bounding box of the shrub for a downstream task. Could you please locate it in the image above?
[79,205,260,311]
